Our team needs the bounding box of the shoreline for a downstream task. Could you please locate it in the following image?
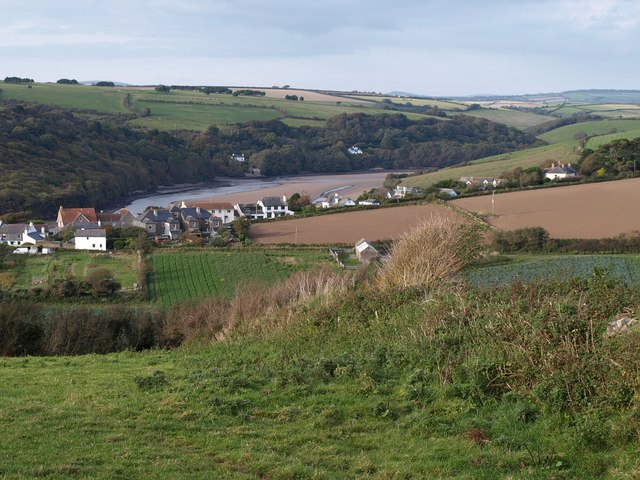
[121,170,411,214]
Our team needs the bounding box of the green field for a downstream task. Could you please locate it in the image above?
[349,95,468,109]
[538,118,640,144]
[585,129,640,149]
[4,251,138,290]
[402,141,579,189]
[150,249,331,307]
[465,254,640,287]
[449,108,551,129]
[0,82,130,113]
[0,82,444,130]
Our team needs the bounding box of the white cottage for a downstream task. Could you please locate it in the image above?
[74,228,107,251]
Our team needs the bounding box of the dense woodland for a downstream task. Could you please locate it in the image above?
[0,102,539,216]
[0,103,213,216]
[193,113,540,177]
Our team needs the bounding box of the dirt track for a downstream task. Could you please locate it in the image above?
[452,178,640,239]
[250,205,460,244]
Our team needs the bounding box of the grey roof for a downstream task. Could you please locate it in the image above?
[261,197,286,207]
[180,207,211,220]
[74,228,106,238]
[547,165,578,175]
[0,224,28,234]
[138,209,174,222]
[25,231,44,242]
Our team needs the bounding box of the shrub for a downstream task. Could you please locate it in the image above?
[378,215,482,291]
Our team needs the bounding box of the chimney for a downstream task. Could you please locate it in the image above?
[196,207,201,214]
[41,227,46,234]
[551,162,555,168]
[98,220,102,227]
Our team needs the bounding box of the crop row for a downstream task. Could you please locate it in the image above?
[149,251,319,307]
[465,255,640,288]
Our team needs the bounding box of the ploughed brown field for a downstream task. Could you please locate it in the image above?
[250,205,460,244]
[452,177,640,239]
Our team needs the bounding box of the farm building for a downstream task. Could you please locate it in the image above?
[355,238,380,263]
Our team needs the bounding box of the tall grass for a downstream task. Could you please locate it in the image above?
[377,215,482,291]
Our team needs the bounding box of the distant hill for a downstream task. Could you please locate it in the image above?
[454,89,640,105]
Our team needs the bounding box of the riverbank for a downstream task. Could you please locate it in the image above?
[124,171,405,214]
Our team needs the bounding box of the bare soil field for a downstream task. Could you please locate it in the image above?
[452,178,640,239]
[255,88,364,103]
[250,205,461,244]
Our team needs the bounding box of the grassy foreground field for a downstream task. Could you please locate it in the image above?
[1,271,638,479]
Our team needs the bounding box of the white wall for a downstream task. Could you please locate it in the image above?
[75,236,106,251]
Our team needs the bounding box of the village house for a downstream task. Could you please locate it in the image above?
[347,145,363,155]
[133,209,181,240]
[0,221,46,246]
[180,201,235,224]
[387,185,423,199]
[459,176,505,189]
[96,208,136,227]
[234,203,266,220]
[257,196,293,218]
[544,163,579,181]
[74,228,106,251]
[178,207,212,236]
[56,206,98,229]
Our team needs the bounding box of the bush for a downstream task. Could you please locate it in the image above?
[378,215,482,291]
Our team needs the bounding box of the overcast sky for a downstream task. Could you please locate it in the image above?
[2,0,640,96]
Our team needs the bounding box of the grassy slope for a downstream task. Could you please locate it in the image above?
[0,82,129,113]
[1,276,638,479]
[586,129,640,149]
[0,83,441,131]
[538,119,640,144]
[449,109,551,130]
[402,141,579,189]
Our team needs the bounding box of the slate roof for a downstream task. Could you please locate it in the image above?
[0,223,28,234]
[138,209,175,222]
[75,228,106,238]
[180,207,211,220]
[261,197,286,207]
[184,202,234,210]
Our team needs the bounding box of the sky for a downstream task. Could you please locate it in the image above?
[1,0,640,96]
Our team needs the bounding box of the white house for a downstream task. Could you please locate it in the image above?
[358,198,381,206]
[355,238,379,263]
[348,146,363,155]
[0,222,45,246]
[74,228,107,251]
[544,163,579,181]
[387,185,423,199]
[257,196,293,218]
